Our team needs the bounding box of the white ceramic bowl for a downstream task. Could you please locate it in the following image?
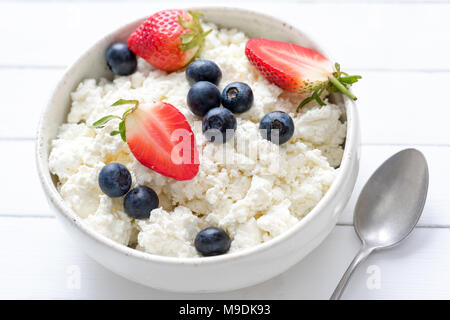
[36,6,360,293]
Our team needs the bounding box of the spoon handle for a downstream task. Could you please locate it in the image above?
[330,246,374,300]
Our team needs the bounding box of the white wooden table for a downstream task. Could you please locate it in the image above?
[1,0,449,299]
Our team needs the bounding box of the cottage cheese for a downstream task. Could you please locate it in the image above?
[49,23,347,258]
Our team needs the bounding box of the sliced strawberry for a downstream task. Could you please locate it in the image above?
[127,9,211,72]
[93,100,199,181]
[245,38,361,109]
[125,102,199,180]
[246,38,333,92]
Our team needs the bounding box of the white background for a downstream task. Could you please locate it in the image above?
[1,0,449,299]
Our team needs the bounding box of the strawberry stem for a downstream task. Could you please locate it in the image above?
[297,63,361,112]
[328,74,357,101]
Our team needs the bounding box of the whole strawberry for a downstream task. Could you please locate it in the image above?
[127,9,211,72]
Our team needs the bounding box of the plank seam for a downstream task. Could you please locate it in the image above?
[0,137,36,141]
[4,65,450,74]
[2,137,450,148]
[4,0,450,4]
[0,214,55,219]
[337,223,450,229]
[362,143,450,147]
[0,65,66,70]
[0,216,449,229]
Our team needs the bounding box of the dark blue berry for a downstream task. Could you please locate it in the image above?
[259,111,294,145]
[124,186,159,219]
[106,42,137,76]
[98,163,132,197]
[186,60,222,86]
[187,81,221,117]
[221,82,253,113]
[202,107,237,143]
[194,227,231,256]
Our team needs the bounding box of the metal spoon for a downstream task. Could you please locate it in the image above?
[330,148,429,300]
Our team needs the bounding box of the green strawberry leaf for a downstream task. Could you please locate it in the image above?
[178,16,200,33]
[93,99,141,142]
[297,86,326,111]
[180,37,201,51]
[180,33,195,44]
[111,99,139,107]
[122,106,138,119]
[334,63,349,76]
[188,10,202,25]
[335,63,341,77]
[297,95,315,111]
[189,11,204,17]
[313,88,326,106]
[202,29,212,37]
[118,121,126,142]
[339,75,362,85]
[92,115,121,128]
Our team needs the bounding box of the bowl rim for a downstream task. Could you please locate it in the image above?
[36,5,358,266]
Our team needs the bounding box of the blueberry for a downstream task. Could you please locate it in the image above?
[194,227,231,256]
[221,82,253,113]
[202,108,237,143]
[187,81,221,117]
[259,111,294,145]
[98,163,132,197]
[106,42,137,76]
[124,186,159,219]
[186,60,222,86]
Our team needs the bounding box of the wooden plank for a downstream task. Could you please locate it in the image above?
[1,68,450,145]
[0,140,52,217]
[352,71,450,145]
[0,216,449,299]
[1,140,448,226]
[0,68,63,139]
[0,2,450,70]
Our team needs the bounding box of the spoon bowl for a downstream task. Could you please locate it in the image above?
[355,149,429,249]
[331,148,429,299]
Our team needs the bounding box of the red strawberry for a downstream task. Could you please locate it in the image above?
[93,100,199,181]
[127,9,211,72]
[245,38,361,109]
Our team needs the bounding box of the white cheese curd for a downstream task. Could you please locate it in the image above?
[49,22,347,257]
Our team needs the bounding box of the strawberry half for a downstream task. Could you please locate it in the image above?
[93,100,199,181]
[245,38,361,110]
[127,9,211,72]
